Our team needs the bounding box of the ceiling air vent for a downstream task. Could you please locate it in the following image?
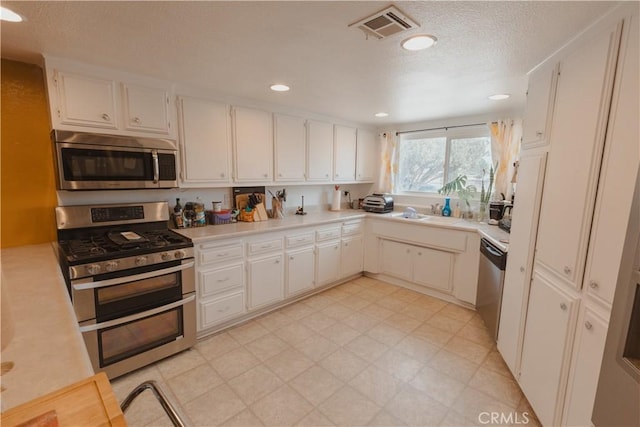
[349,5,419,39]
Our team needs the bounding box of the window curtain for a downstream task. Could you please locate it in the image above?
[378,131,397,193]
[488,119,522,201]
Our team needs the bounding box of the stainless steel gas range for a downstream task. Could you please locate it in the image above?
[55,202,195,379]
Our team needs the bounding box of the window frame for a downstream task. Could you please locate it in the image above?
[394,125,491,197]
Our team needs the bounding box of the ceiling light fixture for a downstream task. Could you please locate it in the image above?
[401,34,437,51]
[488,94,510,100]
[0,6,23,22]
[375,112,389,118]
[270,84,290,92]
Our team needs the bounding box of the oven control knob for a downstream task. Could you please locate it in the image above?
[86,264,101,275]
[105,261,119,272]
[174,250,186,259]
[161,252,172,261]
[135,256,148,266]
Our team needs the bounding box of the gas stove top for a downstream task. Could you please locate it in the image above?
[56,202,193,280]
[58,228,191,264]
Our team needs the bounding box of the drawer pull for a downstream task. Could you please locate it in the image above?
[217,277,229,282]
[536,131,543,137]
[101,113,111,121]
[520,266,525,273]
[290,256,294,260]
[560,303,567,311]
[261,244,272,249]
[217,306,230,313]
[275,259,280,264]
[217,253,229,257]
[589,281,599,289]
[584,321,593,330]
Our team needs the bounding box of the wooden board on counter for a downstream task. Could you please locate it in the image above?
[1,373,125,427]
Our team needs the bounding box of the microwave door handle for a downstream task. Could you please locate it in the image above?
[72,261,195,291]
[152,149,159,184]
[78,294,195,333]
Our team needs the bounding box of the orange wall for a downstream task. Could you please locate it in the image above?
[1,59,57,248]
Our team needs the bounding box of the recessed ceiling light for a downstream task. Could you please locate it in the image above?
[488,94,510,100]
[270,84,290,92]
[375,112,389,118]
[401,34,437,51]
[0,6,23,22]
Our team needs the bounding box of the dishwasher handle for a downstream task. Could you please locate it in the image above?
[480,238,507,270]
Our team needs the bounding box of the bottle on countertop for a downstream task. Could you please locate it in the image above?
[442,197,452,217]
[174,198,184,228]
[453,202,461,218]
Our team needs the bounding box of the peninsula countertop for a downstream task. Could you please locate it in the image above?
[0,244,93,412]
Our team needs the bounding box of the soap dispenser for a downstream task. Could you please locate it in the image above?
[442,198,452,217]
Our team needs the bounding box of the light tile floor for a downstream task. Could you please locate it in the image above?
[112,277,541,427]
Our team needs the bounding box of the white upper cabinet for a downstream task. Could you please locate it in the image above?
[274,114,306,181]
[333,124,356,181]
[306,119,333,181]
[521,63,559,148]
[356,128,378,182]
[232,106,273,182]
[534,22,622,288]
[44,57,175,138]
[177,96,231,186]
[122,83,171,134]
[54,71,118,130]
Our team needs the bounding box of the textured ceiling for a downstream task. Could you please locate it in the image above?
[0,1,618,127]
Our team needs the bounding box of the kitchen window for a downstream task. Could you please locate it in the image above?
[395,126,492,194]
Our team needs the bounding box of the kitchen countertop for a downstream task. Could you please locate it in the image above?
[0,244,94,412]
[175,209,510,252]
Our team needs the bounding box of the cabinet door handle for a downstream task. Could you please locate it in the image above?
[221,173,225,178]
[563,266,571,275]
[217,277,229,282]
[585,321,593,330]
[290,256,294,260]
[275,259,280,264]
[520,266,525,273]
[334,246,338,250]
[406,249,411,254]
[417,252,422,256]
[325,174,329,178]
[589,281,599,289]
[132,117,141,124]
[560,303,567,311]
[535,131,543,137]
[263,173,268,178]
[101,113,111,121]
[345,243,349,247]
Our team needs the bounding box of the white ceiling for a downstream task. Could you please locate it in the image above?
[0,1,618,127]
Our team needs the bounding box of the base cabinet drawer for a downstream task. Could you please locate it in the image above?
[199,292,245,330]
[199,243,243,265]
[199,263,244,297]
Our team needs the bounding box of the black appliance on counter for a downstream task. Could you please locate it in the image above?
[55,202,195,379]
[362,193,394,213]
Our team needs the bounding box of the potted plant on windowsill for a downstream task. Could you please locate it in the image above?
[478,163,497,222]
[438,175,477,218]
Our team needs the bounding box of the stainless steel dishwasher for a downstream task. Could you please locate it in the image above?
[476,238,508,340]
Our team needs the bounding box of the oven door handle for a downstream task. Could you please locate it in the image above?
[72,261,195,291]
[78,294,195,333]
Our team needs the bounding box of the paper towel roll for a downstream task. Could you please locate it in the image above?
[331,190,341,211]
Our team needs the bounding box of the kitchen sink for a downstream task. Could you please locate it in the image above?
[390,212,430,220]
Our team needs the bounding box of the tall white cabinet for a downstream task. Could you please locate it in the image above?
[499,6,639,427]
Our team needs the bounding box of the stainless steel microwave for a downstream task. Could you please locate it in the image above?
[52,130,178,190]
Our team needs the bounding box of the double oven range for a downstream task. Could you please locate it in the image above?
[56,202,195,379]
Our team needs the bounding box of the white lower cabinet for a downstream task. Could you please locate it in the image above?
[518,272,578,426]
[381,240,413,282]
[196,239,246,332]
[286,247,315,296]
[561,303,609,427]
[340,234,363,278]
[413,246,453,292]
[315,241,341,286]
[380,239,453,294]
[247,254,284,309]
[200,292,245,329]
